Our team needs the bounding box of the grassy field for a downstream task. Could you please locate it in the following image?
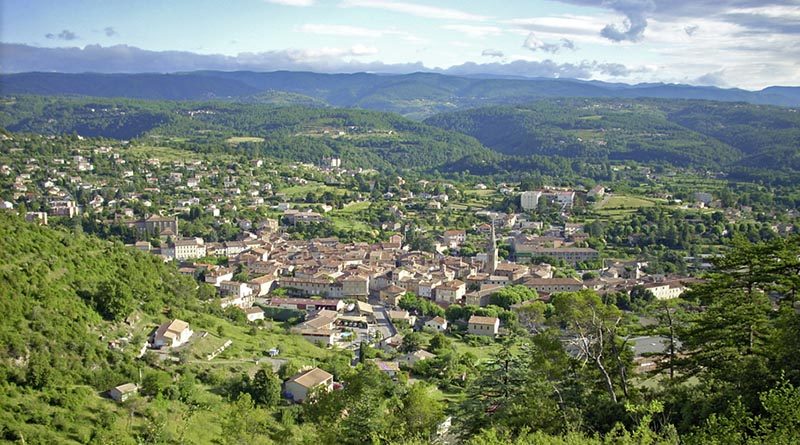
[225,136,265,144]
[463,189,496,198]
[126,145,203,162]
[595,194,659,211]
[186,311,330,364]
[333,200,371,214]
[280,183,340,198]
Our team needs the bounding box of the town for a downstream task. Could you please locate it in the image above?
[2,111,799,444]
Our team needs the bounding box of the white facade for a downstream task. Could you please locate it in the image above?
[520,191,542,211]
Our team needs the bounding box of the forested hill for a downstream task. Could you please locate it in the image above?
[4,95,800,181]
[424,98,800,177]
[0,96,494,172]
[2,71,800,118]
[0,214,200,389]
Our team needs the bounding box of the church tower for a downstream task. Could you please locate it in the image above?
[484,222,498,274]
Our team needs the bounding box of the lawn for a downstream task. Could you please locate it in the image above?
[280,183,338,198]
[185,311,334,365]
[225,136,265,144]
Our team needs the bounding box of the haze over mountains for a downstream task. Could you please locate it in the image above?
[2,70,799,119]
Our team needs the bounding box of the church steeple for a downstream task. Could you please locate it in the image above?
[484,222,498,274]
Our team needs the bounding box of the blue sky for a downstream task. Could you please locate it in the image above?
[2,0,799,89]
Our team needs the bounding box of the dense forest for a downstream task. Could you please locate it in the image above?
[425,98,800,181]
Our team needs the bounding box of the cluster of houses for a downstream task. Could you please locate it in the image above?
[130,206,693,338]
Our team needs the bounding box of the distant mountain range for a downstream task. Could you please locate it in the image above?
[1,71,798,119]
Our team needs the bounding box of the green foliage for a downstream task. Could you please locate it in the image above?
[249,367,282,408]
[489,285,538,310]
[0,213,198,391]
[399,292,445,318]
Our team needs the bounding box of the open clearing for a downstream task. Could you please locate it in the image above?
[596,194,658,210]
[225,136,265,144]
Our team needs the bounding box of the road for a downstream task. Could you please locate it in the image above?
[371,304,397,342]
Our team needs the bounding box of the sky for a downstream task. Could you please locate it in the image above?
[1,0,799,89]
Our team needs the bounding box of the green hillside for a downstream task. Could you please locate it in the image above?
[0,96,492,172]
[425,98,800,176]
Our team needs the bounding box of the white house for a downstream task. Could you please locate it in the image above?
[153,319,193,348]
[244,307,265,322]
[173,237,206,261]
[219,281,254,308]
[425,316,448,332]
[520,190,542,211]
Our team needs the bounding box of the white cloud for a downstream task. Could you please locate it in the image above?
[265,0,315,6]
[297,23,425,42]
[482,49,504,57]
[339,0,488,21]
[286,44,378,59]
[442,24,503,38]
[522,33,561,53]
[299,24,381,37]
[508,14,609,36]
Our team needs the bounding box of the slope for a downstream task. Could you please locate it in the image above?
[425,98,744,167]
[0,95,493,172]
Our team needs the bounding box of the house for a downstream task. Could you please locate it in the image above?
[464,284,503,307]
[219,281,255,308]
[269,297,345,312]
[425,316,448,332]
[244,307,265,322]
[493,263,529,283]
[588,185,605,199]
[399,350,436,368]
[380,285,406,307]
[153,319,193,348]
[642,281,686,300]
[520,190,542,211]
[388,309,416,327]
[435,280,465,304]
[109,383,138,402]
[205,268,234,286]
[467,315,500,336]
[373,360,401,378]
[354,300,376,323]
[291,310,339,346]
[523,278,585,294]
[284,367,334,403]
[341,274,369,299]
[248,274,276,297]
[516,247,599,266]
[172,237,206,261]
[379,333,405,353]
[442,229,467,248]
